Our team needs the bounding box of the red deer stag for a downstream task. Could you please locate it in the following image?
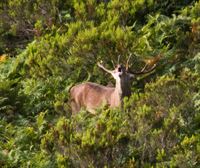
[70,58,157,114]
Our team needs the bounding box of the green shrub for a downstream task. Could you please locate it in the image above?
[0,1,200,167]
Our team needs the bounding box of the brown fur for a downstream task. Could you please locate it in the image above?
[70,82,117,113]
[70,64,132,114]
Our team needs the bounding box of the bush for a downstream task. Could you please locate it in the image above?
[0,0,200,167]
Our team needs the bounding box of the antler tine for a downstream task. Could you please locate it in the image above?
[143,63,157,73]
[111,60,115,68]
[129,53,162,75]
[117,55,121,65]
[97,61,113,74]
[126,53,132,70]
[140,62,148,73]
[129,63,157,75]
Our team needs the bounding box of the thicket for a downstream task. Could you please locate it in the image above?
[0,0,200,167]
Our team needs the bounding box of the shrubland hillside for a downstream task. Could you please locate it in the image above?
[0,0,200,167]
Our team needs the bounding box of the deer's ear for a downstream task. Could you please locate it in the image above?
[128,73,135,79]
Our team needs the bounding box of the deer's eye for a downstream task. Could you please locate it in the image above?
[118,67,121,72]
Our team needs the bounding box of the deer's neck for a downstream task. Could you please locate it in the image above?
[115,82,123,99]
[115,79,131,100]
[112,80,131,106]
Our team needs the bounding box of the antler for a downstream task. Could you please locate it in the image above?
[129,63,157,75]
[126,53,132,71]
[129,54,161,75]
[111,60,115,69]
[97,61,113,74]
[117,55,121,65]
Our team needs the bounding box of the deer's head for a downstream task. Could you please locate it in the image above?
[97,55,157,98]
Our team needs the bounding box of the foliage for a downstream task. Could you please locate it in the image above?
[0,0,200,167]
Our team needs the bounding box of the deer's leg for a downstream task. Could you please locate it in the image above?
[70,100,80,114]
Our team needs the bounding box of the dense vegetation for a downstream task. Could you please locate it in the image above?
[0,0,200,167]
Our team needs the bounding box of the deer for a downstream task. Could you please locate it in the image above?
[70,56,157,114]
